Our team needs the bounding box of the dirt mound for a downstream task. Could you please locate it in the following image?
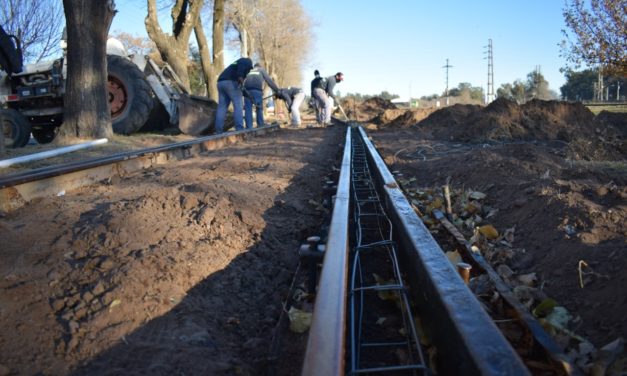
[371,108,436,128]
[418,99,597,142]
[414,98,625,161]
[344,97,397,122]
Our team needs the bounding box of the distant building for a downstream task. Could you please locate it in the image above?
[391,97,419,108]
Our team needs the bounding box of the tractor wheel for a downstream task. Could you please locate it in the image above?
[107,54,154,135]
[32,127,58,144]
[1,108,31,148]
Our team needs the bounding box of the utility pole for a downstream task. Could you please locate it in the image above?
[484,39,495,104]
[442,58,453,106]
[596,67,603,102]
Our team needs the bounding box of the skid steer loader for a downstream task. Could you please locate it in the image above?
[0,26,216,148]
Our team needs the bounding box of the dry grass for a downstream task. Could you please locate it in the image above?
[586,104,627,115]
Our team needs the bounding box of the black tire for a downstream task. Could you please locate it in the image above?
[1,108,31,148]
[32,127,58,144]
[107,54,154,135]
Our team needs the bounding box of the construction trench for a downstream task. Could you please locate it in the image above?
[0,111,625,375]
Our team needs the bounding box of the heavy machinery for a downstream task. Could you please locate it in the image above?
[0,26,216,148]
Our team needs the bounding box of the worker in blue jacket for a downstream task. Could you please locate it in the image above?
[243,63,279,129]
[215,57,253,133]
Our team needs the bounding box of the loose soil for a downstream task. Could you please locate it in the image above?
[1,97,626,374]
[368,98,626,361]
[0,126,343,375]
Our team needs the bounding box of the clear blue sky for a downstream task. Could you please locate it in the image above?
[112,0,569,98]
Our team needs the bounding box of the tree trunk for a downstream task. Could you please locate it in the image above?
[194,0,223,102]
[145,0,202,93]
[58,0,115,140]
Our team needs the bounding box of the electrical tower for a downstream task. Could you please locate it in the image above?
[484,39,495,104]
[442,58,453,106]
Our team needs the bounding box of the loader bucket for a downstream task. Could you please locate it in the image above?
[177,94,217,136]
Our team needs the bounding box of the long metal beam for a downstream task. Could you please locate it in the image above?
[357,126,530,375]
[302,127,351,376]
[0,126,278,211]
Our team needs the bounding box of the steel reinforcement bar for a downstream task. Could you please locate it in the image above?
[302,125,531,375]
[0,126,278,212]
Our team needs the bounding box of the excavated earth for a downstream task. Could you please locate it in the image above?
[1,97,626,375]
[368,98,626,357]
[0,126,343,375]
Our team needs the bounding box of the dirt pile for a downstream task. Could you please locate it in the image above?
[372,128,627,365]
[418,98,595,141]
[416,98,625,161]
[371,108,436,128]
[344,97,397,122]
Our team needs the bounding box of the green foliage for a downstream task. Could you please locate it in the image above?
[420,94,439,101]
[497,71,558,103]
[448,82,484,102]
[343,91,400,101]
[561,68,626,101]
[560,69,597,100]
[525,71,553,100]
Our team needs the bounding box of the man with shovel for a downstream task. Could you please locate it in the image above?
[243,63,279,129]
[275,87,306,127]
[215,57,253,133]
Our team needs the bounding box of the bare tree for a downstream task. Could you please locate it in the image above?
[57,0,116,140]
[194,0,224,101]
[145,0,203,92]
[561,0,627,75]
[110,30,156,56]
[253,0,311,86]
[226,0,257,57]
[0,0,64,63]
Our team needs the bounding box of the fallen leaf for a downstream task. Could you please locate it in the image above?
[446,251,462,266]
[518,272,537,287]
[478,224,499,240]
[109,299,121,311]
[469,191,487,200]
[533,298,557,318]
[496,264,514,280]
[288,307,312,333]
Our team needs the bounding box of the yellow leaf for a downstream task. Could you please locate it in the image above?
[478,224,499,240]
[288,307,312,333]
[109,299,121,311]
[446,250,462,266]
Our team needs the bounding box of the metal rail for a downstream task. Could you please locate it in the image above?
[0,126,278,211]
[302,125,530,375]
[302,126,351,376]
[356,126,530,375]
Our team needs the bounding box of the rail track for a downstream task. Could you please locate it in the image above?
[0,126,278,212]
[0,122,577,375]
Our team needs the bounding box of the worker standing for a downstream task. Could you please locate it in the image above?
[215,57,253,133]
[311,70,328,125]
[324,72,344,124]
[243,63,279,129]
[275,87,306,127]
